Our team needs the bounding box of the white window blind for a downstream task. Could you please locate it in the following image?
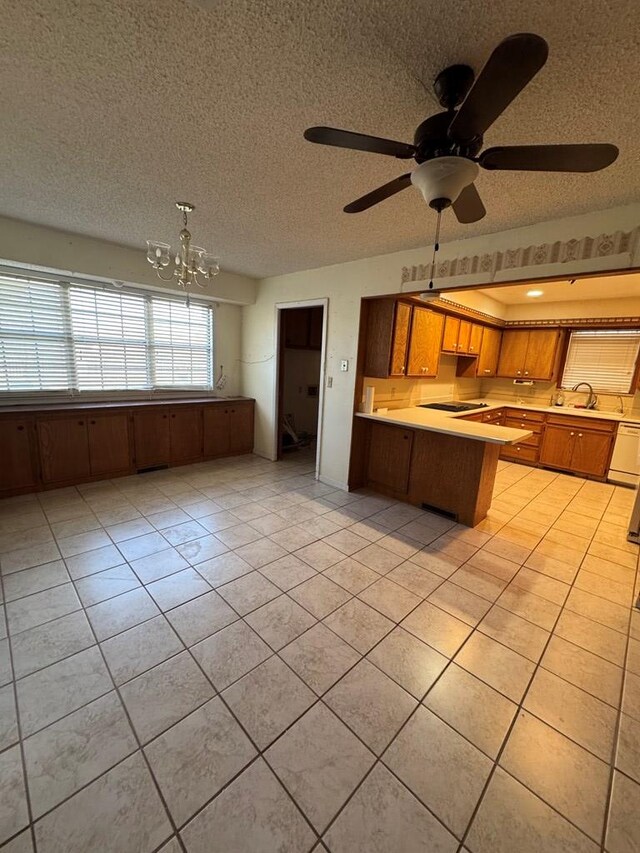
[0,275,214,394]
[561,329,640,394]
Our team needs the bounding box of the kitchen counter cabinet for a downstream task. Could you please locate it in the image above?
[366,422,413,493]
[37,416,91,484]
[0,417,39,492]
[539,419,615,478]
[169,407,203,464]
[87,413,131,476]
[133,410,171,469]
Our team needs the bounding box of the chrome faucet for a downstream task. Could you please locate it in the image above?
[571,382,598,410]
[616,395,625,414]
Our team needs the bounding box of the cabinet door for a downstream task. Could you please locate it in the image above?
[407,307,444,377]
[538,425,574,471]
[497,330,530,377]
[283,308,311,348]
[524,330,561,380]
[169,408,203,464]
[477,327,502,377]
[364,300,410,378]
[366,423,413,493]
[389,302,412,377]
[203,406,230,457]
[133,411,171,469]
[229,403,255,454]
[442,316,460,353]
[87,414,131,476]
[467,324,483,357]
[37,417,90,483]
[0,419,38,492]
[308,306,323,350]
[570,429,613,477]
[457,321,472,354]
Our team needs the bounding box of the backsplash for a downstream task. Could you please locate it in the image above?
[479,377,640,416]
[362,357,481,410]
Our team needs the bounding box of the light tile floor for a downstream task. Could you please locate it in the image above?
[0,452,639,852]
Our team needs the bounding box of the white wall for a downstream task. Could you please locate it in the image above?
[241,202,640,489]
[0,215,258,306]
[282,349,321,435]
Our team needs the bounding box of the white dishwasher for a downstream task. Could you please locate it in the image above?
[608,422,640,486]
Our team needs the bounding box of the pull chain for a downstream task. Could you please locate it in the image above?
[428,208,442,290]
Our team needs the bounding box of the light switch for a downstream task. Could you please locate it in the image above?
[340,360,349,372]
[327,376,333,388]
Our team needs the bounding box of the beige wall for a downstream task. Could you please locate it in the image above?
[505,296,640,322]
[241,202,640,488]
[282,348,322,435]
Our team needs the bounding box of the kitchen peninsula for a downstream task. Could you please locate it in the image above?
[355,405,531,526]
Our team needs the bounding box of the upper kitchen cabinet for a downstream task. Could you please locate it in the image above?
[406,307,444,377]
[442,316,483,356]
[476,327,502,377]
[364,299,412,378]
[497,328,563,380]
[441,316,460,353]
[283,306,323,350]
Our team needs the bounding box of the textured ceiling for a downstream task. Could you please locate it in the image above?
[0,0,638,278]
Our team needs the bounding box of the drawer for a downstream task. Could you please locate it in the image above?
[482,409,504,422]
[500,444,539,463]
[546,414,616,433]
[505,408,545,423]
[504,417,543,434]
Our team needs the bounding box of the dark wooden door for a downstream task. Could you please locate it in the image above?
[497,330,530,377]
[170,407,203,464]
[229,403,255,454]
[539,425,575,471]
[0,418,38,491]
[457,321,472,354]
[524,330,561,380]
[133,410,171,469]
[87,414,131,476]
[407,307,443,377]
[366,422,413,493]
[442,316,460,353]
[477,327,502,377]
[467,323,483,357]
[570,430,613,477]
[203,405,230,457]
[37,417,90,483]
[389,302,412,377]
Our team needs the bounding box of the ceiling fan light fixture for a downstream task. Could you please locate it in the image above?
[410,157,479,208]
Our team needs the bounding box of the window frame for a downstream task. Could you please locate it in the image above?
[558,327,640,395]
[0,272,215,400]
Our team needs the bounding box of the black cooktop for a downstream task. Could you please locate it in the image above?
[419,402,490,413]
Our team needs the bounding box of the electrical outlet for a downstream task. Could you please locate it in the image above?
[327,376,333,388]
[340,359,349,372]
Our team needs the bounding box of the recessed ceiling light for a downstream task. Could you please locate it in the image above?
[527,289,544,297]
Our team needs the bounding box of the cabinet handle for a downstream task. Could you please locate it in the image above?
[90,420,95,425]
[231,409,235,413]
[578,433,583,438]
[570,432,575,436]
[17,425,24,431]
[516,370,522,375]
[163,414,167,419]
[483,369,491,374]
[520,423,525,428]
[171,414,176,418]
[516,446,521,452]
[403,434,409,440]
[78,421,84,426]
[524,371,529,376]
[399,366,405,373]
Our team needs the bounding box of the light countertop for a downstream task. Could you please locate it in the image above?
[0,397,253,414]
[465,399,640,424]
[355,408,533,446]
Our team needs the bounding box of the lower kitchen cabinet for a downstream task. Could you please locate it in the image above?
[203,402,255,457]
[229,403,255,454]
[37,416,91,484]
[539,422,614,478]
[133,410,171,469]
[87,414,131,476]
[0,418,38,492]
[169,407,203,464]
[366,422,413,493]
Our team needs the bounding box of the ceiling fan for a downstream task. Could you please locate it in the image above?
[303,33,619,224]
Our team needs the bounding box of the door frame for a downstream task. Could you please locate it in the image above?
[273,298,328,478]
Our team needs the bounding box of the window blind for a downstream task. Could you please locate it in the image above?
[0,274,214,394]
[561,329,640,394]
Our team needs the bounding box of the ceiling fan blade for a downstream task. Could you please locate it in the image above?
[304,126,416,159]
[452,183,486,223]
[479,143,619,172]
[344,173,412,213]
[448,33,548,142]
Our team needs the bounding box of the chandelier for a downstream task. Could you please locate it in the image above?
[146,202,220,301]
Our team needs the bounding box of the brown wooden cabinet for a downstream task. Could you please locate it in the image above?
[364,299,412,378]
[457,321,472,354]
[203,401,255,458]
[497,329,562,380]
[467,323,483,356]
[476,327,502,377]
[87,414,131,476]
[442,316,460,353]
[0,418,38,492]
[282,306,323,350]
[366,422,413,493]
[133,410,171,469]
[169,407,203,464]
[37,417,91,484]
[406,307,444,377]
[539,416,614,478]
